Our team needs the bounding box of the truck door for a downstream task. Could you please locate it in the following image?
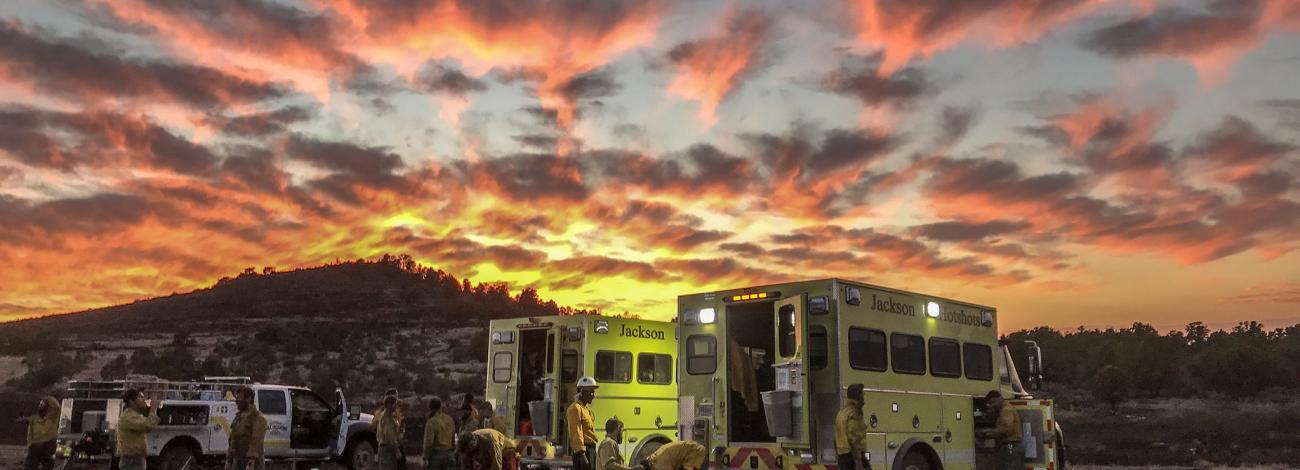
[332,389,364,459]
[771,295,811,449]
[256,389,292,457]
[1005,399,1060,470]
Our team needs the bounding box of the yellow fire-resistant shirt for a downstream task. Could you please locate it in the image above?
[376,409,404,447]
[834,398,867,455]
[27,397,61,446]
[469,428,516,470]
[645,441,706,470]
[565,401,596,453]
[488,415,509,434]
[596,437,634,470]
[116,407,159,457]
[423,411,456,457]
[229,407,268,459]
[993,406,1022,444]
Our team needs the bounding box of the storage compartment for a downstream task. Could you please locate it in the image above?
[527,400,552,436]
[81,411,107,432]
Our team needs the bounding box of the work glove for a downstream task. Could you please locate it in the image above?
[572,451,588,470]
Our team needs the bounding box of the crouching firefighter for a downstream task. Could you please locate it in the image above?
[596,418,636,470]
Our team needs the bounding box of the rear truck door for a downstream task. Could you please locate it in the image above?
[332,389,360,458]
[557,322,586,455]
[488,326,518,437]
[257,389,292,457]
[772,295,811,450]
[1005,399,1057,470]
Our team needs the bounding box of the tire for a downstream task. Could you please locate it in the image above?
[631,440,665,465]
[346,440,377,470]
[158,445,195,470]
[897,450,931,470]
[1055,431,1067,470]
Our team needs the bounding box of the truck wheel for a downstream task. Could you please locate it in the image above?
[898,450,931,470]
[632,441,665,465]
[158,445,195,470]
[346,440,376,470]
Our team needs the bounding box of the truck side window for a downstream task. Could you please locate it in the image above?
[686,335,717,375]
[257,390,288,415]
[493,352,513,383]
[595,351,632,383]
[546,334,556,374]
[778,304,796,358]
[963,343,994,381]
[929,338,961,378]
[561,349,580,383]
[809,326,828,370]
[847,327,886,372]
[891,333,926,375]
[637,353,672,385]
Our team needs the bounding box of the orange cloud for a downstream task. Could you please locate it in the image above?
[845,0,1107,75]
[666,8,774,124]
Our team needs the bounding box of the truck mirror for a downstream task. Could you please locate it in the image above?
[348,405,362,421]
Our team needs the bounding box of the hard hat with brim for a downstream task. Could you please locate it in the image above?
[576,376,600,389]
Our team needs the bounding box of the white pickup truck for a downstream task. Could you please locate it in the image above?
[57,377,378,470]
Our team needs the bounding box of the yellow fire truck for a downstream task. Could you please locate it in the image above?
[486,315,679,468]
[676,279,1064,470]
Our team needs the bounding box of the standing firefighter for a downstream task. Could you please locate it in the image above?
[567,377,599,470]
[639,441,706,470]
[981,391,1023,470]
[116,389,160,470]
[23,396,60,470]
[457,428,516,470]
[595,418,634,470]
[377,394,405,470]
[834,384,870,470]
[227,388,267,470]
[424,397,456,470]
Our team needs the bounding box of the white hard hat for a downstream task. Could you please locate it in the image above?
[576,376,599,389]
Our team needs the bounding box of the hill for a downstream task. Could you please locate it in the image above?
[0,255,594,336]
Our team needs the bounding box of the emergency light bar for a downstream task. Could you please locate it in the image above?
[725,291,779,302]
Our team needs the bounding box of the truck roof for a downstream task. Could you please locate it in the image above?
[678,277,997,311]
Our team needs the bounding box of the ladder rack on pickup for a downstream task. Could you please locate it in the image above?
[66,376,256,401]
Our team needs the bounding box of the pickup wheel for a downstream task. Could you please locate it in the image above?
[898,450,931,470]
[346,440,376,470]
[157,445,195,470]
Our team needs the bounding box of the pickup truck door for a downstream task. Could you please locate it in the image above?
[256,389,292,457]
[333,389,363,458]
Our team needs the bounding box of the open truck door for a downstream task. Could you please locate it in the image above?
[1005,399,1064,470]
[767,295,811,449]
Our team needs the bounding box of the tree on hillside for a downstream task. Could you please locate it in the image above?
[1091,364,1129,412]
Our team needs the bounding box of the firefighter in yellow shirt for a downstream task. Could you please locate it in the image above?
[376,395,405,470]
[457,428,516,470]
[116,389,160,470]
[227,388,267,470]
[834,384,870,470]
[639,441,706,470]
[22,396,60,470]
[979,391,1023,470]
[424,397,457,470]
[566,377,599,470]
[595,418,635,470]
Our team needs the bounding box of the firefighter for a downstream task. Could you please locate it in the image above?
[115,389,160,470]
[377,394,405,470]
[424,397,457,470]
[834,384,870,470]
[480,402,508,434]
[227,388,267,470]
[22,396,60,470]
[980,391,1023,470]
[638,441,706,470]
[595,418,634,470]
[456,428,516,470]
[566,377,599,470]
[458,393,482,433]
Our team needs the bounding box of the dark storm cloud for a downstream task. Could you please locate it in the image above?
[822,58,932,108]
[211,106,316,138]
[558,68,622,102]
[1184,116,1296,183]
[0,21,289,107]
[418,63,489,97]
[462,153,590,202]
[0,105,218,174]
[1080,0,1262,59]
[285,135,404,177]
[926,158,1081,202]
[911,219,1031,242]
[0,193,174,245]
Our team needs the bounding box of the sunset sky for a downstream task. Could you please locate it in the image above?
[1,0,1298,331]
